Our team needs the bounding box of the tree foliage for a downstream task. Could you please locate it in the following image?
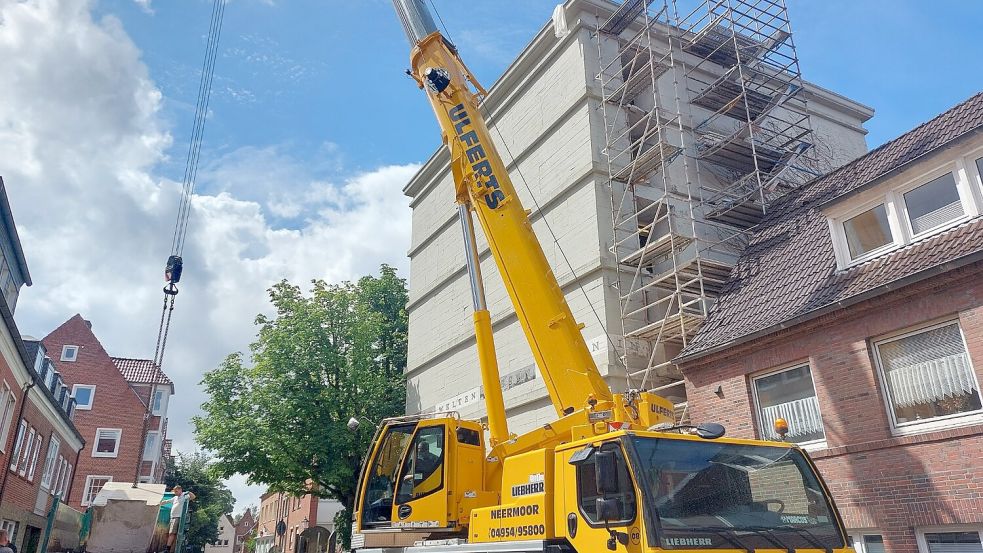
[193,265,408,548]
[163,451,235,553]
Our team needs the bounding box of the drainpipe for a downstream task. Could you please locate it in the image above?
[0,376,37,504]
[66,441,84,504]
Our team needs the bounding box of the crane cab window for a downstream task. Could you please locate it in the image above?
[396,426,445,504]
[577,444,636,525]
[361,424,415,526]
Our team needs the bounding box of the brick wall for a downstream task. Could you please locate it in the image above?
[42,315,149,509]
[680,263,983,553]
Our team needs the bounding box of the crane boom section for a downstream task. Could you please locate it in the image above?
[409,33,612,415]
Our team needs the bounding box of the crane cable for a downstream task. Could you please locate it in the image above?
[154,0,227,370]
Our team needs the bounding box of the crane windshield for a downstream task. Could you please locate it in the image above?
[629,437,845,550]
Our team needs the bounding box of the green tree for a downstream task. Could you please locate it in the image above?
[193,265,408,549]
[163,451,235,553]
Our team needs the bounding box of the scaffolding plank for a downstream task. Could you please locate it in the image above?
[628,310,705,343]
[612,140,681,184]
[649,256,734,295]
[619,231,694,267]
[600,0,655,35]
[604,57,671,105]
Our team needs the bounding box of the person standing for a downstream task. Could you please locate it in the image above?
[162,485,196,553]
[0,529,16,553]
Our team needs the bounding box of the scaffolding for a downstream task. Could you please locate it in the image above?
[594,0,815,414]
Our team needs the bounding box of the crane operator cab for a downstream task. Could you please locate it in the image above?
[354,415,495,547]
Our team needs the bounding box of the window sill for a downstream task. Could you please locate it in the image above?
[810,422,983,460]
[890,412,983,437]
[91,453,119,459]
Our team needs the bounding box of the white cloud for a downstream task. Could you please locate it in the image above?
[0,0,417,511]
[132,0,153,14]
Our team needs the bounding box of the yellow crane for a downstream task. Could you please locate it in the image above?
[350,2,853,552]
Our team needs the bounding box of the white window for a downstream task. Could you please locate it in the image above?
[918,529,983,553]
[848,532,885,553]
[143,431,159,461]
[40,436,61,490]
[60,462,73,497]
[902,173,965,235]
[82,475,112,506]
[843,203,894,259]
[875,321,982,433]
[9,421,26,470]
[61,345,79,362]
[18,426,36,475]
[0,381,15,452]
[27,432,42,481]
[752,363,826,447]
[71,385,96,410]
[92,428,122,458]
[152,389,167,416]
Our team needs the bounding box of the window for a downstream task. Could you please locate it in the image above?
[18,426,36,475]
[92,428,122,458]
[60,463,73,497]
[752,364,825,446]
[152,389,166,415]
[875,321,982,431]
[394,425,445,504]
[27,432,42,480]
[51,456,64,496]
[0,520,18,545]
[9,421,26,470]
[903,173,965,235]
[843,203,893,259]
[576,443,636,525]
[922,531,983,553]
[144,431,159,461]
[82,475,112,506]
[41,436,61,490]
[61,345,79,362]
[848,533,885,553]
[72,385,95,410]
[0,381,15,452]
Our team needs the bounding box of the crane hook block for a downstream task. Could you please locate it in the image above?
[165,255,184,284]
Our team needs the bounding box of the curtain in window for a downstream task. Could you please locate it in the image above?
[925,532,983,553]
[880,324,977,408]
[761,396,823,439]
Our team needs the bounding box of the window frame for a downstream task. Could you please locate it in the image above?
[18,426,36,476]
[847,531,885,553]
[72,384,96,411]
[750,361,828,450]
[143,431,159,461]
[152,388,167,416]
[27,431,43,481]
[91,428,123,458]
[9,420,27,470]
[40,435,61,490]
[61,345,79,362]
[916,526,983,553]
[872,319,983,435]
[828,152,983,270]
[0,380,15,453]
[82,475,113,506]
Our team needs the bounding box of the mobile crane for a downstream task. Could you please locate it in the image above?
[350,2,853,552]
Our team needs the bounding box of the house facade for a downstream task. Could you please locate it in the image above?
[0,178,85,553]
[205,514,236,553]
[677,92,983,553]
[256,490,342,553]
[233,509,256,553]
[41,315,174,509]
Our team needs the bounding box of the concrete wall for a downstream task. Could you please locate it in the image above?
[403,0,873,435]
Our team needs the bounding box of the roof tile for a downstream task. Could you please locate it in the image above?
[112,356,173,385]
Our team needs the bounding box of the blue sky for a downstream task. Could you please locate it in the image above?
[4,0,980,512]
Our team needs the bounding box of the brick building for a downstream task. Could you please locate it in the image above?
[234,509,256,553]
[41,315,174,509]
[256,490,342,553]
[0,178,85,553]
[676,92,983,553]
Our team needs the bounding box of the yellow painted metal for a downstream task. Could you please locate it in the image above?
[408,32,612,417]
[473,309,509,446]
[470,449,553,543]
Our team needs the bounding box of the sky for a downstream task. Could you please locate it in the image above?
[1,0,980,513]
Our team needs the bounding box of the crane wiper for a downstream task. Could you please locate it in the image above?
[739,525,792,551]
[774,524,833,553]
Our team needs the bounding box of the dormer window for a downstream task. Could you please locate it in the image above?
[829,149,983,269]
[61,345,79,362]
[843,203,893,259]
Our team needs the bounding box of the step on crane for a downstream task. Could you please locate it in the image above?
[350,2,854,552]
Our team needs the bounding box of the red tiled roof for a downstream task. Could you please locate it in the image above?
[112,356,173,385]
[678,91,983,362]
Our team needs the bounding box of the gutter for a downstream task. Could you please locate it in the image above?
[675,248,983,365]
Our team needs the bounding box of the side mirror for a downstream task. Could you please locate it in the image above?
[594,450,620,495]
[695,423,725,439]
[595,497,621,522]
